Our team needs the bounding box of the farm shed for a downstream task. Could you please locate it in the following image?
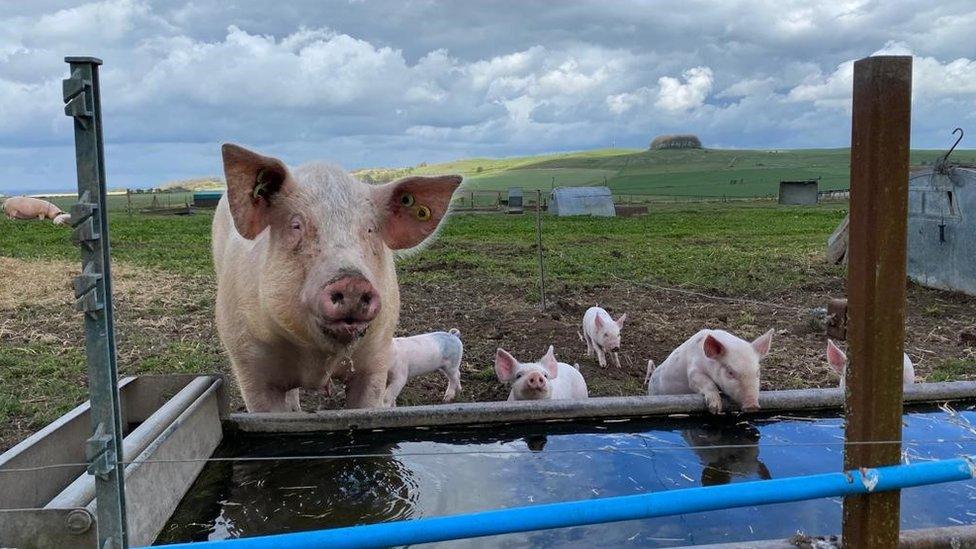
[507,187,523,213]
[907,165,976,296]
[192,190,223,208]
[549,186,615,217]
[778,180,818,205]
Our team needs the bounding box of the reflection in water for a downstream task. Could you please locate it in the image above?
[159,405,976,547]
[158,439,418,542]
[524,434,548,452]
[681,422,772,486]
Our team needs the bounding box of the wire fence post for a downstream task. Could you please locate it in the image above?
[843,55,912,548]
[535,189,546,311]
[63,56,129,548]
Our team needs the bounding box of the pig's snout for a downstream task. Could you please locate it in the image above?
[319,276,381,342]
[741,400,761,413]
[525,372,547,391]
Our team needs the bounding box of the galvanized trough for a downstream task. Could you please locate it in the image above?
[3,377,976,547]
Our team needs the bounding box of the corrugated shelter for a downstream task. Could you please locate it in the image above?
[907,165,976,296]
[778,180,818,205]
[192,190,224,208]
[549,187,615,217]
[507,187,523,213]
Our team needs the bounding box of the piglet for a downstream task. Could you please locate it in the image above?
[3,196,70,225]
[582,306,627,368]
[647,329,774,414]
[495,345,588,401]
[826,339,915,391]
[384,328,464,407]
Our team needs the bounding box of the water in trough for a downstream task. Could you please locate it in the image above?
[157,404,976,546]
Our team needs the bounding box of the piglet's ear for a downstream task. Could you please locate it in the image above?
[374,175,462,250]
[494,348,518,382]
[826,339,847,374]
[615,313,627,328]
[222,143,293,239]
[594,314,604,330]
[703,334,725,359]
[752,329,774,358]
[540,345,559,378]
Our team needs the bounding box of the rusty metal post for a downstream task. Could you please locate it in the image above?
[843,55,912,548]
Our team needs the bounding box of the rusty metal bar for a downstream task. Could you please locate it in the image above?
[843,54,913,547]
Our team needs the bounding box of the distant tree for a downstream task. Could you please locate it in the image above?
[649,134,703,150]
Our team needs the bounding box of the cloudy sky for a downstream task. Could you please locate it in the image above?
[1,0,975,193]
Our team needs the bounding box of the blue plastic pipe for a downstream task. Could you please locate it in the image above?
[146,456,975,549]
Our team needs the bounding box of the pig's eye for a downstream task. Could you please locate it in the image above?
[724,366,737,379]
[515,372,523,379]
[290,216,302,232]
[400,193,415,207]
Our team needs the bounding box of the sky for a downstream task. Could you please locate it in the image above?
[1,0,975,193]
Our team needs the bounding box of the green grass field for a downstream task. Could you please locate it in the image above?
[3,145,976,450]
[368,147,976,198]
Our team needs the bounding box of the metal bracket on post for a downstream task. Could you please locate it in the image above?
[63,56,129,549]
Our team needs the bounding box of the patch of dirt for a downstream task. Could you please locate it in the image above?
[2,255,975,451]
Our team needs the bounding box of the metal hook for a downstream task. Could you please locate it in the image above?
[937,128,964,172]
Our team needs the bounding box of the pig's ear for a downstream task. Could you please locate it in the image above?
[540,345,559,378]
[374,175,462,250]
[615,313,627,328]
[222,143,293,239]
[826,339,847,374]
[752,329,774,358]
[494,348,518,382]
[703,334,725,359]
[594,314,604,330]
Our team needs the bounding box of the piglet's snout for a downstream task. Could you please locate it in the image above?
[525,372,546,391]
[319,276,381,341]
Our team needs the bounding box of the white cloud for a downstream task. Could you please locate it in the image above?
[655,66,713,112]
[2,0,976,192]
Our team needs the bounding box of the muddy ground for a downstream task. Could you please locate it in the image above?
[1,255,974,451]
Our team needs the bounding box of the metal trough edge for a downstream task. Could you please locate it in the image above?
[684,523,976,548]
[91,375,224,546]
[228,381,976,434]
[47,376,215,509]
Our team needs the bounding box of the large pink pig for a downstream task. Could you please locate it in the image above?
[3,196,70,225]
[647,328,774,414]
[212,144,461,412]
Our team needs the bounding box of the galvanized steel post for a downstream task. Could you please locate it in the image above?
[63,56,129,549]
[843,55,912,547]
[535,189,546,310]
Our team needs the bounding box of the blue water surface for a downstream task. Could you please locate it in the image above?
[157,404,976,547]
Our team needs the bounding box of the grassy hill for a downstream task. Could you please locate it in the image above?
[356,147,976,198]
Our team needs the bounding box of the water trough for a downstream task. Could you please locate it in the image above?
[3,379,976,548]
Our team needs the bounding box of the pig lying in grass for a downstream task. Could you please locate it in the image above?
[494,346,588,401]
[212,144,461,412]
[384,328,464,407]
[826,339,915,390]
[582,306,627,368]
[3,196,70,225]
[647,329,774,414]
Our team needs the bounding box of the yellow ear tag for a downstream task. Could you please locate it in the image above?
[416,205,432,221]
[400,193,415,207]
[253,169,268,200]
